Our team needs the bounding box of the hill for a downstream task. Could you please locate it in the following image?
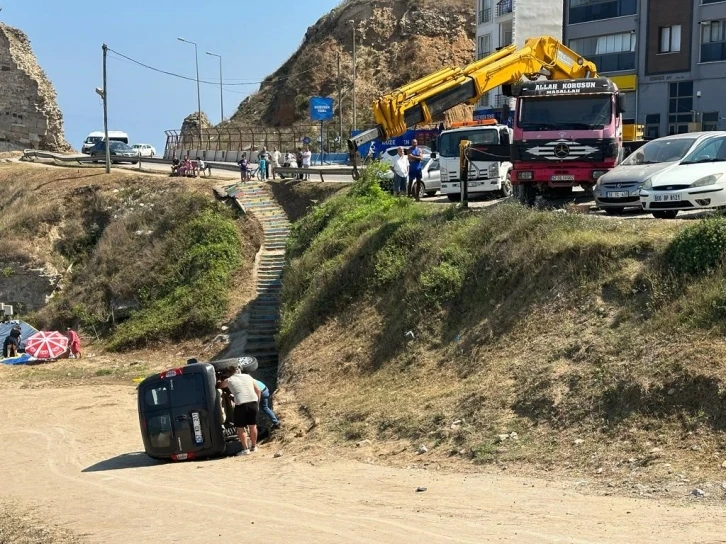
[275,169,726,497]
[230,0,475,128]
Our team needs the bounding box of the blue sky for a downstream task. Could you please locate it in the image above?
[2,0,341,153]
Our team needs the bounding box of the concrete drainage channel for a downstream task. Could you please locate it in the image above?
[215,182,290,389]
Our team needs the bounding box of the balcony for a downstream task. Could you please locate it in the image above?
[496,0,512,17]
[568,0,636,25]
[478,7,492,24]
[702,42,726,63]
[590,51,636,72]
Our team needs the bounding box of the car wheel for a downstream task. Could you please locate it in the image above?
[652,210,679,219]
[447,193,460,202]
[417,182,427,199]
[604,207,625,215]
[498,173,513,198]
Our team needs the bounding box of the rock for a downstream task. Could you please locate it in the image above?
[496,434,509,443]
[509,431,518,440]
[691,445,701,451]
[458,449,468,456]
[667,388,676,396]
[417,445,428,455]
[273,451,283,458]
[574,439,585,446]
[450,419,462,429]
[720,482,726,491]
[221,325,229,332]
[721,461,726,469]
[596,467,603,474]
[415,487,427,493]
[356,439,371,448]
[650,447,662,454]
[692,488,706,497]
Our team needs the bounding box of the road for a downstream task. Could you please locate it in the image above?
[1,385,725,544]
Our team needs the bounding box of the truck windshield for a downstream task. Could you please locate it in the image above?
[438,129,499,157]
[518,95,612,130]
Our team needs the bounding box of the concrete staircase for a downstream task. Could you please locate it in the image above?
[217,182,290,388]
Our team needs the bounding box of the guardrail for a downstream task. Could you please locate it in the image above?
[273,167,358,182]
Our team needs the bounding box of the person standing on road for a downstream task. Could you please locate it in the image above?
[270,147,281,179]
[66,327,82,359]
[391,146,409,196]
[258,152,267,181]
[301,146,312,180]
[218,366,262,456]
[407,139,424,199]
[253,378,280,428]
[238,154,249,182]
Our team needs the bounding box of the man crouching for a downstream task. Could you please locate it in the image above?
[217,365,262,456]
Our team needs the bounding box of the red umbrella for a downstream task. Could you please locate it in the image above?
[25,331,69,359]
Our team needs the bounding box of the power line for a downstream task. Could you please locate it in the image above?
[106,47,318,87]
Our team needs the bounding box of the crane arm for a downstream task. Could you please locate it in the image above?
[348,36,598,177]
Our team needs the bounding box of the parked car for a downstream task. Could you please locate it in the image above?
[382,157,441,197]
[89,140,140,164]
[639,133,726,219]
[137,357,258,461]
[594,133,715,214]
[379,145,432,166]
[132,143,156,157]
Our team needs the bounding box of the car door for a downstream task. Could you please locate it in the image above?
[427,159,441,191]
[168,371,214,455]
[139,379,176,457]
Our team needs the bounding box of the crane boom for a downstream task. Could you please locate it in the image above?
[347,36,599,177]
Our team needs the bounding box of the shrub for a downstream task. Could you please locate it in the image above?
[666,218,726,276]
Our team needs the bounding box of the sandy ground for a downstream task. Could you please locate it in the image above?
[1,385,725,544]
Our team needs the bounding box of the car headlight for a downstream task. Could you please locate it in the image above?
[592,170,607,181]
[517,171,533,181]
[642,177,652,191]
[691,173,723,188]
[489,163,499,178]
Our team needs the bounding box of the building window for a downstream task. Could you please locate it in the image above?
[659,25,681,53]
[569,0,637,25]
[500,27,513,47]
[478,34,492,59]
[668,81,693,135]
[645,114,660,139]
[569,32,636,72]
[703,111,720,131]
[701,20,726,63]
[703,0,725,4]
[479,0,492,24]
[496,0,513,17]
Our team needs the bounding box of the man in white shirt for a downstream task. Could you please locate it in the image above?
[301,146,312,180]
[391,146,409,196]
[270,147,281,179]
[218,366,262,455]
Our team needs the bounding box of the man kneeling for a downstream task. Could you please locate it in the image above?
[217,365,261,456]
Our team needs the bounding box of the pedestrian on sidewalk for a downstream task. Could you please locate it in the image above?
[271,147,281,179]
[218,365,262,456]
[253,378,280,428]
[407,139,424,200]
[66,327,82,359]
[301,146,312,180]
[238,154,249,182]
[390,146,409,196]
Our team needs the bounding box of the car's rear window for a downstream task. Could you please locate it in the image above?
[147,415,173,449]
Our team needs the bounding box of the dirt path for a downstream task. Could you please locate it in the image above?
[1,386,725,543]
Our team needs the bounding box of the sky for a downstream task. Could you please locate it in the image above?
[1,0,341,153]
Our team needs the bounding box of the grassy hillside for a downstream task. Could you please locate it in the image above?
[278,168,726,489]
[0,164,260,352]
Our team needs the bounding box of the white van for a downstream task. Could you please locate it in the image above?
[82,131,129,154]
[438,121,513,201]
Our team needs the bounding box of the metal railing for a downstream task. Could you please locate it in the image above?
[496,0,513,17]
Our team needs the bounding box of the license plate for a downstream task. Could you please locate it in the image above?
[192,412,203,444]
[551,175,575,181]
[607,191,629,198]
[654,194,681,202]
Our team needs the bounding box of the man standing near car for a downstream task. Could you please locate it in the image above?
[391,146,409,196]
[218,366,262,455]
[408,139,424,200]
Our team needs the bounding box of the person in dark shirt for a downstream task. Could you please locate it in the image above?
[3,328,21,358]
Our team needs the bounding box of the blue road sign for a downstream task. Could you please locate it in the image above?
[310,97,334,122]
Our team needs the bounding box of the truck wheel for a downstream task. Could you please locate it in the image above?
[497,173,513,198]
[447,194,460,202]
[518,184,537,207]
[652,210,679,219]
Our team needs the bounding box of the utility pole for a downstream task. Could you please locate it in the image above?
[348,20,357,132]
[206,51,224,123]
[178,37,202,144]
[337,52,342,150]
[102,43,110,174]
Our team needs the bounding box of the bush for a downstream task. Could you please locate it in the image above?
[666,218,726,276]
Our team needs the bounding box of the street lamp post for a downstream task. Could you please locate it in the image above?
[206,51,224,124]
[178,37,202,144]
[348,19,357,132]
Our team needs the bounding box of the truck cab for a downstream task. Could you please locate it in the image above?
[510,78,624,203]
[439,120,513,201]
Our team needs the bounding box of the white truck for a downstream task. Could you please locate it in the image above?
[81,130,129,154]
[437,121,513,201]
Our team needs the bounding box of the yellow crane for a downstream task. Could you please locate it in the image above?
[347,36,600,179]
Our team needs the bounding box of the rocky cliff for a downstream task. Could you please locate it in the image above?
[0,23,72,153]
[230,0,475,128]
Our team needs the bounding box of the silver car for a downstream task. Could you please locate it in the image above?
[383,157,441,197]
[594,133,716,214]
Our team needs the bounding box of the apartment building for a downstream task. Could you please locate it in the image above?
[564,0,726,137]
[474,0,563,115]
